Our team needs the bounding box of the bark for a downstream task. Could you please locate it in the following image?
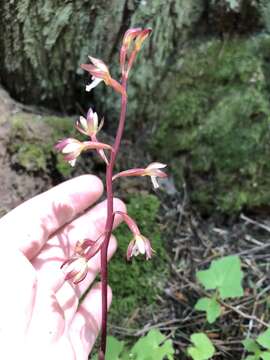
[0,0,204,129]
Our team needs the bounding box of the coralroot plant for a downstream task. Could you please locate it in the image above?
[55,28,167,359]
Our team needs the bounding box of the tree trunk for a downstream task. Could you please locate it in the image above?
[0,0,204,129]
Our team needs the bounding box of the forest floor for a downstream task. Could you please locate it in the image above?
[1,87,270,359]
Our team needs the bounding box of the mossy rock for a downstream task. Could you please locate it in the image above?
[8,112,77,177]
[152,35,270,214]
[108,193,168,327]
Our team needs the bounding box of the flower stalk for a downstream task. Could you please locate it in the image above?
[55,27,165,360]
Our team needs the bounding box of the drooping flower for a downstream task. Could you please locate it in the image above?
[81,56,126,96]
[127,234,153,261]
[61,256,89,284]
[113,162,167,189]
[113,211,153,261]
[55,138,111,166]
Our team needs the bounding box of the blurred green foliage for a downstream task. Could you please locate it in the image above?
[152,35,270,213]
[109,193,168,327]
[8,113,75,176]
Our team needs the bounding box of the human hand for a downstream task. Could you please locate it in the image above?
[0,175,125,360]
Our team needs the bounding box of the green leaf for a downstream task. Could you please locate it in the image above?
[187,333,215,360]
[243,339,262,360]
[261,352,270,360]
[130,329,175,360]
[196,255,244,299]
[92,336,125,360]
[257,329,270,350]
[195,297,221,323]
[243,339,261,353]
[105,336,125,360]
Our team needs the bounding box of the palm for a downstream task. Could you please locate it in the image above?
[0,175,125,360]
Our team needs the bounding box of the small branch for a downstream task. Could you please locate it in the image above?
[240,213,270,233]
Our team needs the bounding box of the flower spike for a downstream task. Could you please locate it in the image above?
[113,162,167,189]
[81,56,126,96]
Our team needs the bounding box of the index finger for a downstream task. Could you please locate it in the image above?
[0,175,103,259]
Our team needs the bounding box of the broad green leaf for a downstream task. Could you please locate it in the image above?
[196,255,244,299]
[187,333,215,360]
[261,352,270,360]
[105,336,125,359]
[130,329,174,360]
[257,329,270,350]
[243,339,261,360]
[243,339,261,353]
[91,337,125,360]
[195,297,221,323]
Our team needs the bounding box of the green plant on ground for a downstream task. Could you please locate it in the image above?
[92,329,175,360]
[187,333,216,360]
[109,193,168,326]
[243,329,270,360]
[195,255,244,323]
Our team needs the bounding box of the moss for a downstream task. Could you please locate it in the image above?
[15,143,47,172]
[108,194,168,327]
[8,113,75,176]
[152,35,270,214]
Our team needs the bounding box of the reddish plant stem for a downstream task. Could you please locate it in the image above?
[99,75,128,360]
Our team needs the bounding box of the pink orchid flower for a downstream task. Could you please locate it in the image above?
[75,108,108,164]
[55,138,111,166]
[113,162,167,189]
[127,234,153,261]
[114,211,153,260]
[61,256,89,284]
[81,56,126,96]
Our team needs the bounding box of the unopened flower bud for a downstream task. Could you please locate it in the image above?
[135,28,152,51]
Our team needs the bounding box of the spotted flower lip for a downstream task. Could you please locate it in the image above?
[81,56,126,96]
[112,162,167,189]
[55,138,112,166]
[61,256,88,284]
[127,234,153,261]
